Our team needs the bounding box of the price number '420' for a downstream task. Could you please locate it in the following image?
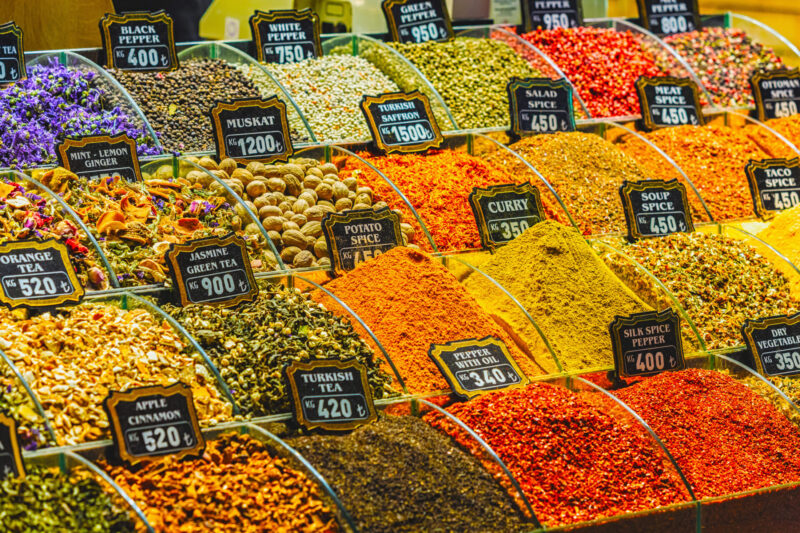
[314,397,353,419]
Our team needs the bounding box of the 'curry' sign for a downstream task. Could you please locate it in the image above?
[0,22,25,83]
[321,207,404,275]
[249,9,321,64]
[635,76,703,130]
[382,0,454,44]
[742,312,800,378]
[99,11,178,71]
[610,309,685,379]
[469,183,545,250]
[750,69,800,122]
[56,134,142,183]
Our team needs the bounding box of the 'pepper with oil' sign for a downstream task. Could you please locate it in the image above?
[750,68,800,122]
[99,11,178,72]
[209,97,294,164]
[742,312,800,378]
[360,91,443,154]
[0,414,24,479]
[469,183,545,251]
[56,134,142,183]
[285,359,378,432]
[507,77,576,135]
[635,76,703,131]
[746,158,800,218]
[521,0,583,32]
[636,0,700,36]
[249,9,321,64]
[620,179,694,240]
[382,0,454,44]
[321,207,404,276]
[610,309,685,379]
[0,21,25,83]
[103,383,205,465]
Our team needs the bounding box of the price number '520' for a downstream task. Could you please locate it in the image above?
[230,134,283,157]
[17,275,60,297]
[142,425,182,452]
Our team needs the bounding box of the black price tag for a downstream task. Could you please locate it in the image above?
[285,360,378,431]
[636,0,700,36]
[0,240,84,311]
[746,158,800,218]
[743,313,800,378]
[382,0,454,44]
[620,179,694,240]
[360,91,443,154]
[469,183,544,251]
[103,383,205,465]
[521,0,583,32]
[0,22,25,83]
[56,134,142,183]
[635,76,703,130]
[428,337,529,400]
[610,309,685,379]
[165,233,258,308]
[209,97,294,164]
[99,11,178,72]
[0,414,24,479]
[507,77,575,135]
[750,69,800,122]
[249,9,321,64]
[321,207,404,276]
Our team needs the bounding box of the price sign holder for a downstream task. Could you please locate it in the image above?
[99,11,178,72]
[56,134,142,183]
[381,0,454,44]
[469,183,544,251]
[507,77,575,135]
[209,97,293,164]
[746,158,800,219]
[0,22,25,84]
[750,69,800,122]
[0,240,84,311]
[103,383,205,466]
[249,9,321,64]
[610,309,685,380]
[360,91,443,154]
[284,359,378,432]
[635,0,700,36]
[635,76,704,131]
[0,414,25,479]
[321,207,404,276]
[742,313,800,378]
[165,233,258,308]
[522,0,583,32]
[620,179,694,240]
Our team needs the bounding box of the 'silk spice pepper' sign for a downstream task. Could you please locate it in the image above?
[0,240,84,311]
[507,77,576,135]
[249,9,321,64]
[321,207,404,275]
[750,69,800,122]
[165,233,258,308]
[0,414,24,479]
[0,22,25,84]
[103,383,205,465]
[746,158,800,218]
[360,91,443,154]
[381,0,454,44]
[284,359,378,431]
[56,134,142,183]
[636,0,700,36]
[635,76,703,130]
[428,336,529,400]
[99,11,178,72]
[742,312,800,378]
[620,179,694,240]
[610,309,685,379]
[469,183,545,250]
[209,97,293,163]
[522,0,583,32]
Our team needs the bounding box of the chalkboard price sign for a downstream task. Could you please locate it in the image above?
[635,76,703,130]
[522,0,583,32]
[382,0,454,44]
[0,414,24,479]
[249,9,321,64]
[209,97,293,163]
[750,69,800,122]
[469,183,545,250]
[321,207,404,275]
[610,309,685,379]
[746,158,800,218]
[0,22,25,83]
[360,91,443,154]
[620,179,694,240]
[507,77,576,135]
[56,134,142,183]
[99,11,178,72]
[743,312,800,378]
[636,0,700,36]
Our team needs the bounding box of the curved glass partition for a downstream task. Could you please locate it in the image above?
[705,13,800,69]
[707,110,800,159]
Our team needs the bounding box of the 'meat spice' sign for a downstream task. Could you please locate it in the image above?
[635,76,703,130]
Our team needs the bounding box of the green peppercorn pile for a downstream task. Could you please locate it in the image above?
[162,283,396,416]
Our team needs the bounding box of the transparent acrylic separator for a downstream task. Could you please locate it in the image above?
[322,33,457,135]
[0,347,58,446]
[177,41,317,145]
[707,110,800,157]
[703,13,800,69]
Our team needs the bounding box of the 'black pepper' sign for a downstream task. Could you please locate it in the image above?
[610,309,685,379]
[635,76,703,130]
[0,414,24,479]
[209,97,293,164]
[0,21,25,83]
[469,183,545,251]
[382,0,454,44]
[522,0,583,32]
[742,313,800,378]
[56,134,142,183]
[321,207,404,275]
[99,11,178,72]
[636,0,700,36]
[103,383,205,465]
[620,179,694,240]
[429,337,529,400]
[165,233,258,308]
[746,158,800,218]
[750,69,800,122]
[360,91,443,154]
[285,359,378,431]
[0,240,84,311]
[507,77,575,135]
[249,9,321,64]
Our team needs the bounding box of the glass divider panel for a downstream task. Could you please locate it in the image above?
[728,13,800,68]
[721,110,800,158]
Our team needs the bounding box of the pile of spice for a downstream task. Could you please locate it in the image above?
[289,415,526,532]
[463,221,652,371]
[109,58,262,152]
[662,27,784,108]
[391,37,542,129]
[426,383,690,526]
[758,114,800,150]
[759,203,800,265]
[0,303,232,445]
[103,432,338,532]
[163,283,396,416]
[613,232,798,349]
[614,369,800,497]
[0,464,136,532]
[0,60,159,168]
[0,371,52,451]
[315,247,551,393]
[738,373,800,427]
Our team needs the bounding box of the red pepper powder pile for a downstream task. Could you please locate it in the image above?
[614,369,800,498]
[426,383,690,526]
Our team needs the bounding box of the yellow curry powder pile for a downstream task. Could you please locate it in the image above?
[758,203,800,294]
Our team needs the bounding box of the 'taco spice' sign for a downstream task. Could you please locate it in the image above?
[99,11,178,72]
[745,158,800,218]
